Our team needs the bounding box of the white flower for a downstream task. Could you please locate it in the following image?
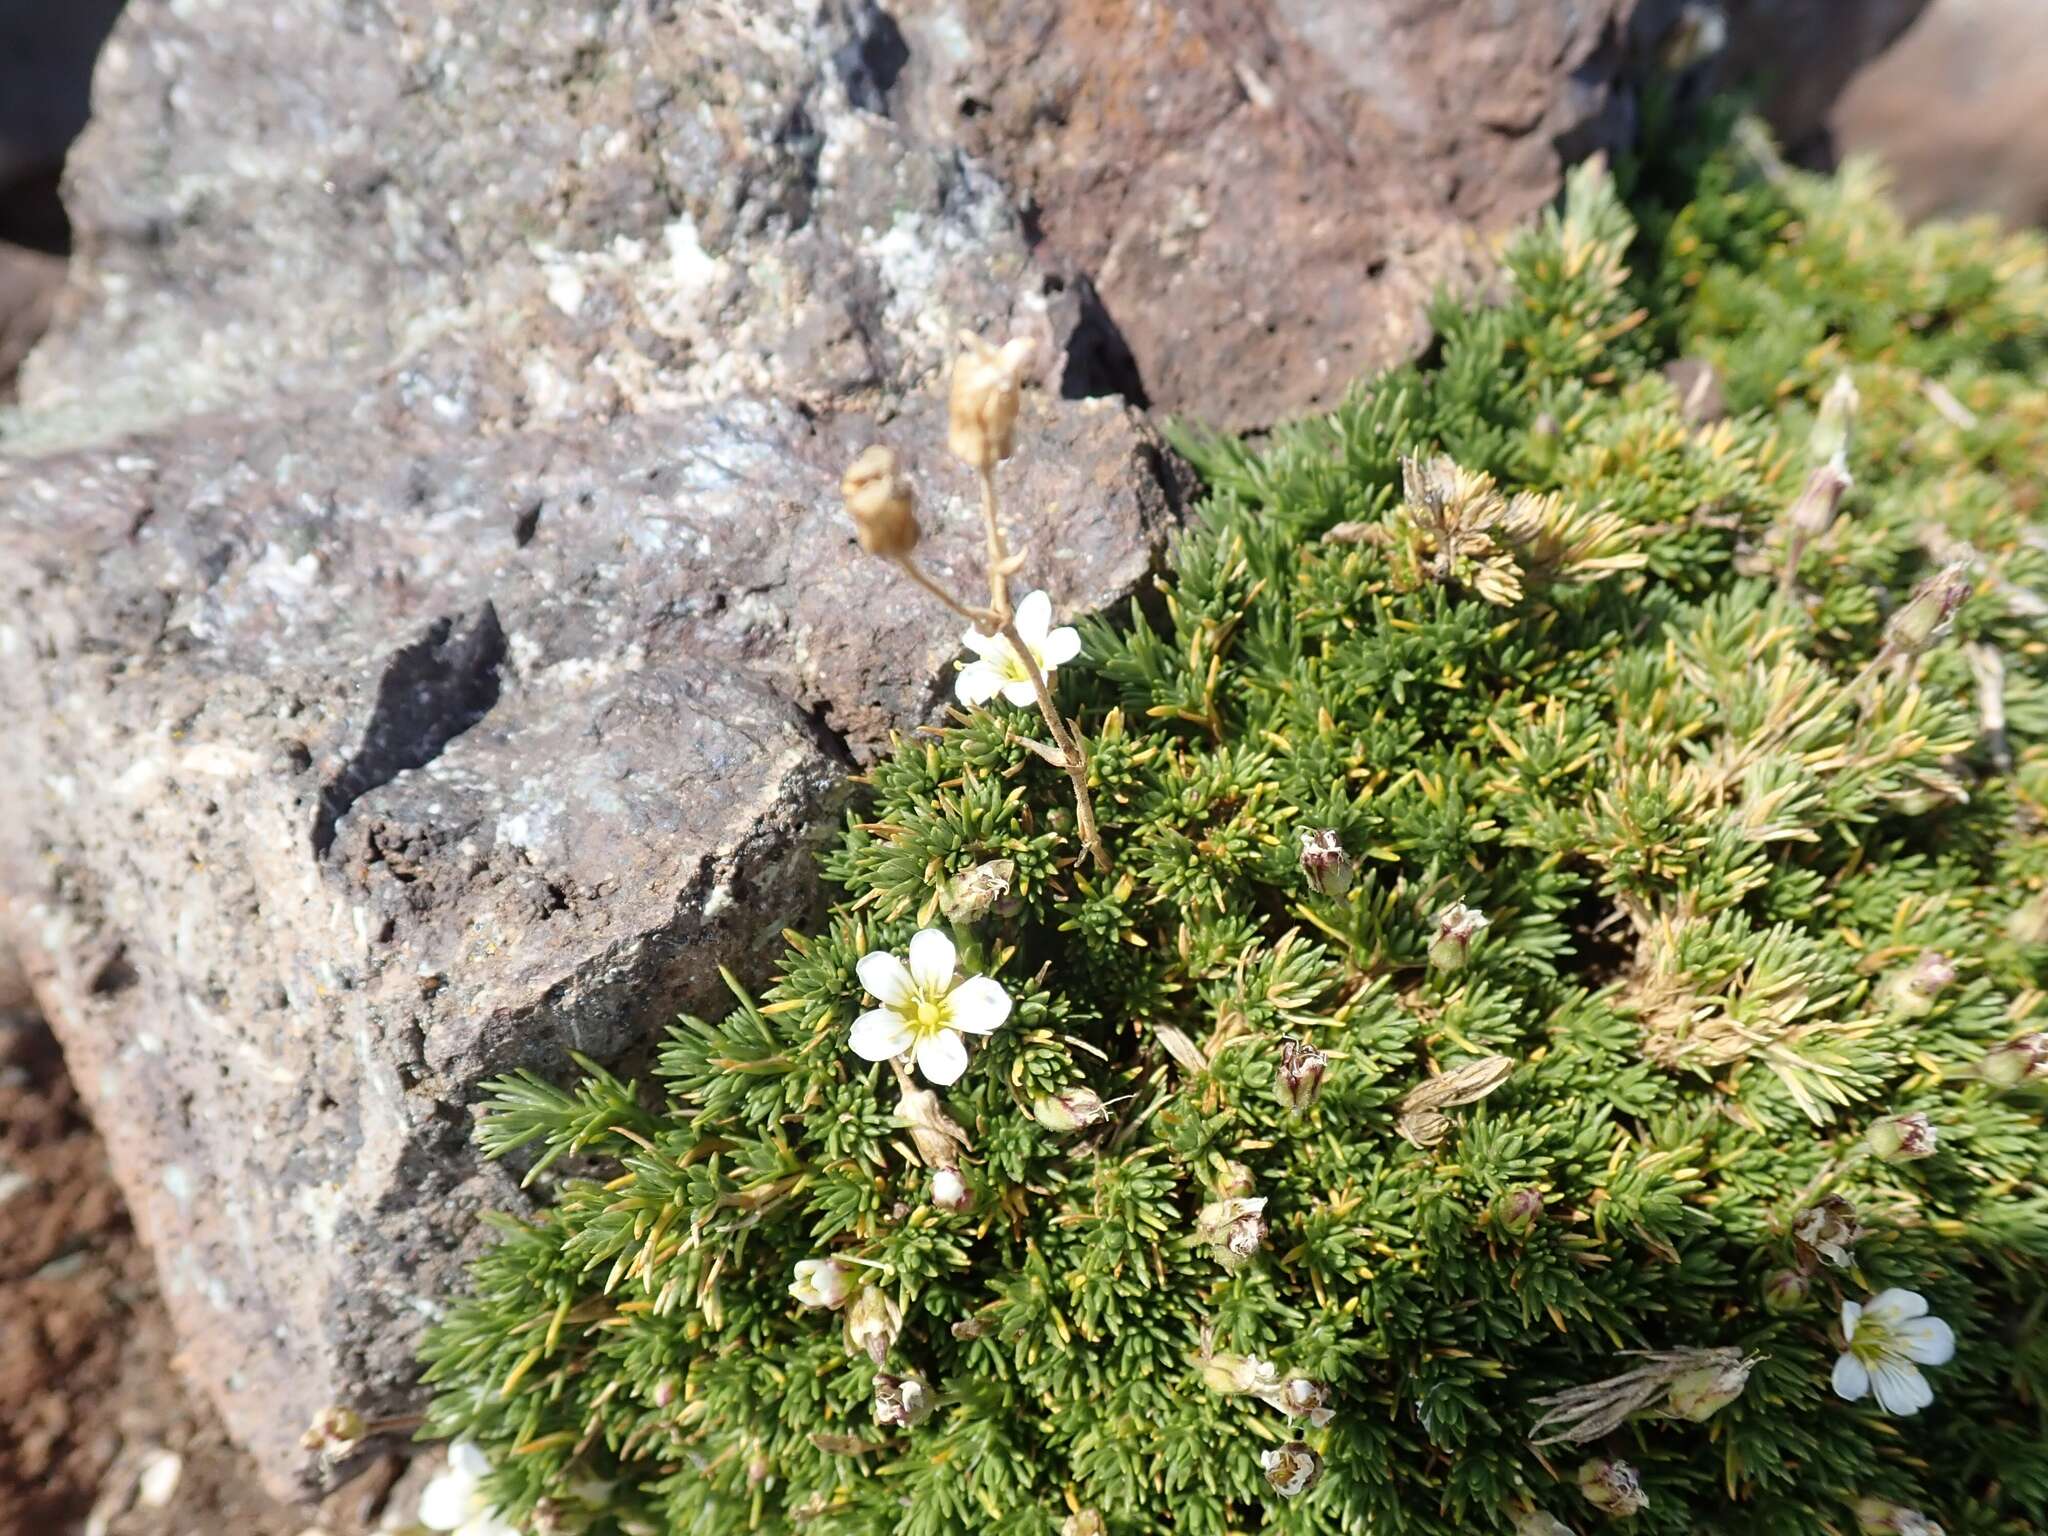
[418,1441,520,1536]
[1831,1289,1955,1415]
[851,928,1011,1085]
[955,589,1081,708]
[790,1257,855,1310]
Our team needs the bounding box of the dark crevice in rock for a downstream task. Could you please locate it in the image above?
[313,604,508,858]
[798,697,859,771]
[512,499,542,547]
[830,0,910,115]
[1046,270,1149,407]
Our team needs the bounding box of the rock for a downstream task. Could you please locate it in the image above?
[0,385,1182,1494]
[1717,0,1928,161]
[0,0,1191,1494]
[0,242,62,402]
[889,0,1660,429]
[1828,0,2048,228]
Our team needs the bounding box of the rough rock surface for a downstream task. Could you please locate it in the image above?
[892,0,1659,429]
[0,0,1188,1495]
[1829,0,2048,229]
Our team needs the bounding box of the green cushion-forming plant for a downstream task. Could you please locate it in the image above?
[415,129,2048,1536]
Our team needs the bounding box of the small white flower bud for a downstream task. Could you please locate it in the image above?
[1275,1037,1328,1113]
[1195,1196,1268,1270]
[790,1257,855,1310]
[1868,1112,1937,1162]
[1061,1511,1106,1536]
[1297,828,1354,896]
[873,1371,933,1429]
[840,445,920,559]
[1031,1088,1109,1133]
[1213,1160,1257,1200]
[1495,1188,1543,1236]
[948,333,1036,470]
[1260,1441,1323,1498]
[930,1166,973,1212]
[898,1087,970,1170]
[1577,1457,1647,1518]
[1429,902,1489,971]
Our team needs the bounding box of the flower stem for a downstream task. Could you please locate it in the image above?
[891,554,995,629]
[977,465,1013,625]
[1000,614,1111,873]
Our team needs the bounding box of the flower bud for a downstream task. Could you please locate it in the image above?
[845,1284,901,1365]
[1856,1497,1946,1536]
[1761,1268,1810,1313]
[1428,902,1489,971]
[1884,560,1972,656]
[1512,1509,1576,1536]
[1297,828,1354,896]
[1031,1088,1109,1133]
[1495,1188,1543,1236]
[299,1405,365,1454]
[840,445,920,559]
[1275,1037,1328,1113]
[1665,1353,1757,1422]
[948,334,1035,470]
[1880,951,1955,1017]
[1980,1032,2048,1088]
[1062,1512,1106,1536]
[1792,1195,1860,1270]
[937,858,1016,923]
[1811,372,1859,468]
[951,1315,991,1341]
[1577,1458,1647,1518]
[790,1257,855,1310]
[1867,1112,1937,1163]
[1194,1348,1278,1397]
[1260,1441,1323,1499]
[873,1371,933,1429]
[1788,459,1852,537]
[1195,1196,1268,1270]
[930,1166,973,1212]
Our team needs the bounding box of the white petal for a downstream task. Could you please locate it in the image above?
[418,1471,476,1531]
[1895,1315,1955,1366]
[449,1442,492,1480]
[961,625,1008,659]
[915,1028,969,1085]
[465,1516,522,1536]
[1869,1360,1933,1416]
[1013,590,1053,647]
[1831,1352,1871,1402]
[1840,1300,1862,1340]
[945,976,1012,1034]
[955,660,1007,706]
[1865,1288,1929,1326]
[999,676,1041,708]
[1040,625,1082,667]
[856,951,914,1007]
[907,929,957,993]
[849,1009,914,1061]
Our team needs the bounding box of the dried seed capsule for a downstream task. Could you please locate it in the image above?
[840,445,920,559]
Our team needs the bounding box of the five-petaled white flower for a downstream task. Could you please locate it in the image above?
[955,589,1081,708]
[418,1441,520,1536]
[1831,1288,1955,1416]
[790,1257,855,1310]
[852,928,1011,1085]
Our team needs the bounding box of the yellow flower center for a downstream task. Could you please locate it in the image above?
[915,997,944,1032]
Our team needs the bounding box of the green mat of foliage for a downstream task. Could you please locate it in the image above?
[415,129,2048,1536]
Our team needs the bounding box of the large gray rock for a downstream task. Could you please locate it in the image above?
[0,0,1188,1496]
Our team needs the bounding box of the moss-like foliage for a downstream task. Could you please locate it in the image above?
[418,137,2048,1536]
